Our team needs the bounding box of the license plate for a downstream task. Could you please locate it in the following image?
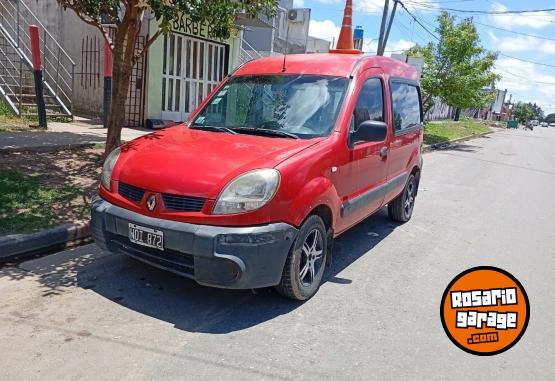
[128,223,164,251]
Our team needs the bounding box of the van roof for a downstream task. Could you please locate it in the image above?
[234,53,418,79]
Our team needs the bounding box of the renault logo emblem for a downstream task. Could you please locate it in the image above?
[146,195,156,211]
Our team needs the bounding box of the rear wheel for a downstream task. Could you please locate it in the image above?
[275,215,327,301]
[388,173,418,222]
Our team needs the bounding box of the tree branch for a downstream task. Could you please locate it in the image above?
[133,29,162,64]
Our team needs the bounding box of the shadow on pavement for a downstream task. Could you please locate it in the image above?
[1,209,399,333]
[431,141,482,153]
[0,131,106,151]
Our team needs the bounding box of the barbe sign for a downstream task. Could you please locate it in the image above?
[172,14,219,40]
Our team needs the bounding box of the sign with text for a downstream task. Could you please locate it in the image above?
[172,14,221,41]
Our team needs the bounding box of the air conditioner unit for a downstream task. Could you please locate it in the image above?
[287,8,306,23]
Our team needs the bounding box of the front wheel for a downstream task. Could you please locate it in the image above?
[275,215,327,301]
[388,173,418,222]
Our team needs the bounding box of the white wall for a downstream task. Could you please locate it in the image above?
[24,0,105,117]
[306,36,330,53]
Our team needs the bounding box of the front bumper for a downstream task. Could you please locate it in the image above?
[91,196,298,289]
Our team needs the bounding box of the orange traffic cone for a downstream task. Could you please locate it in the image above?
[330,0,361,54]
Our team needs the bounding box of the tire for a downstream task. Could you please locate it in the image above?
[388,173,418,222]
[275,215,327,301]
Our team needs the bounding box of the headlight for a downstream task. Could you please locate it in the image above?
[213,169,280,215]
[101,147,121,191]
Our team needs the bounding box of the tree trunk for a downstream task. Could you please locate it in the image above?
[104,10,139,156]
[453,108,461,121]
[422,95,434,117]
[423,101,433,116]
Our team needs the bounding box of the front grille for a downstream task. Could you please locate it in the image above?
[111,236,195,276]
[162,193,206,212]
[117,182,205,211]
[118,182,145,202]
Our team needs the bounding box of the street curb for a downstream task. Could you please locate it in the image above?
[0,222,91,263]
[0,142,98,154]
[422,130,496,153]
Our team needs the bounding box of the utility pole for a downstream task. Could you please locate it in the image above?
[381,0,398,55]
[378,0,399,56]
[377,0,389,55]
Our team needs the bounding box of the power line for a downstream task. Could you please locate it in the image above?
[407,2,555,14]
[500,69,555,86]
[409,1,555,24]
[473,21,555,42]
[397,6,555,69]
[397,1,555,74]
[414,0,477,3]
[410,6,521,51]
[394,16,430,45]
[498,53,555,69]
[481,0,555,25]
[426,0,476,3]
[397,0,440,40]
[408,4,444,31]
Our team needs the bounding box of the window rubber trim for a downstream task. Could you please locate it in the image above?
[388,77,424,137]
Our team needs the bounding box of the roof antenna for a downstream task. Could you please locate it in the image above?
[329,0,361,54]
[282,21,290,72]
[283,9,297,72]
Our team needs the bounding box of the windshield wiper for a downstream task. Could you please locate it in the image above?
[233,127,300,139]
[190,125,238,134]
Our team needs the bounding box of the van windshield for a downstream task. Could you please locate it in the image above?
[191,75,349,139]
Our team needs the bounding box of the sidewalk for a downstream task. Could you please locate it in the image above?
[0,116,152,151]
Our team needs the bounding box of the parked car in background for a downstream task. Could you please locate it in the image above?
[541,122,548,127]
[91,54,424,300]
[549,123,555,127]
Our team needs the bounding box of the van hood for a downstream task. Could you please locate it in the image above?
[114,126,320,199]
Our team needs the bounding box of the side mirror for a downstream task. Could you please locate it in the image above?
[351,120,388,145]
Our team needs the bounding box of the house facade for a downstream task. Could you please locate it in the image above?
[241,0,328,59]
[146,15,242,122]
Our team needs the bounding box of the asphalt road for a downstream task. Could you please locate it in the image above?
[1,127,555,380]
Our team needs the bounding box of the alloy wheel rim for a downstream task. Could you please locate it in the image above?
[299,229,324,287]
[404,180,415,216]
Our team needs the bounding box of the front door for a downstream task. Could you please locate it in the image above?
[161,33,229,122]
[346,73,389,221]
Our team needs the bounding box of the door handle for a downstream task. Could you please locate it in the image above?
[380,146,389,158]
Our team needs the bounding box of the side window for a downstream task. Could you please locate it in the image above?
[390,82,422,133]
[352,78,384,132]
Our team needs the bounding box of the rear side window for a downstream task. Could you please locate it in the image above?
[390,82,422,133]
[352,78,384,130]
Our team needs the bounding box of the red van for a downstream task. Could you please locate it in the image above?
[91,53,423,300]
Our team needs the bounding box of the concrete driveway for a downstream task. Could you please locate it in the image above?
[1,127,554,380]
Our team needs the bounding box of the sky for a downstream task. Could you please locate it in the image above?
[293,0,555,115]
